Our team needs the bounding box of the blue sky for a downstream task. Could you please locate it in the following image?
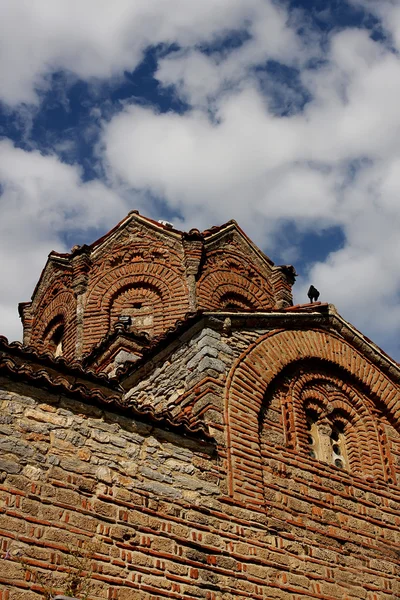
[1,0,400,360]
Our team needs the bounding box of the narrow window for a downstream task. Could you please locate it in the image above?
[52,325,64,357]
[306,410,349,471]
[306,411,321,460]
[330,423,349,469]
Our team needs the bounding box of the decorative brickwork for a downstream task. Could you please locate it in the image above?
[82,262,189,355]
[197,262,273,310]
[1,312,400,599]
[226,328,400,506]
[284,368,393,482]
[3,214,399,599]
[33,289,76,358]
[19,213,294,371]
[197,226,285,312]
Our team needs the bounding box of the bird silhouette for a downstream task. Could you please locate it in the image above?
[307,285,320,303]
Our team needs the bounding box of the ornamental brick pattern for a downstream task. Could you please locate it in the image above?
[1,312,400,599]
[82,261,189,355]
[2,214,399,599]
[226,328,400,505]
[19,213,294,369]
[32,288,77,358]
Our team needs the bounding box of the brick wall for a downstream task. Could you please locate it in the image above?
[0,383,221,600]
[10,213,400,599]
[0,319,393,599]
[0,340,399,599]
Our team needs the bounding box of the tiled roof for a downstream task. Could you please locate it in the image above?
[0,335,117,385]
[0,335,211,439]
[82,327,151,367]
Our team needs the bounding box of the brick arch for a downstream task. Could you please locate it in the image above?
[289,373,383,479]
[110,283,163,336]
[42,314,65,340]
[83,262,189,353]
[31,290,76,360]
[225,329,400,504]
[219,290,256,310]
[197,270,273,311]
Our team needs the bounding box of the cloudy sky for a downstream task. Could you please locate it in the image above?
[1,0,400,359]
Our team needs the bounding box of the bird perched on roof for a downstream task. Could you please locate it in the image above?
[307,285,320,303]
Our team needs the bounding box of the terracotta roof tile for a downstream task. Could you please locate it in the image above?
[0,335,210,438]
[0,335,117,385]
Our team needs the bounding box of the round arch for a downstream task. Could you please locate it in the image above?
[83,262,190,353]
[224,328,400,504]
[32,290,76,359]
[281,370,384,479]
[197,270,273,310]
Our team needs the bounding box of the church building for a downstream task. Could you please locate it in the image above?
[0,210,399,599]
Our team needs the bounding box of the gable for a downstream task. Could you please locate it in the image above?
[198,223,295,311]
[225,327,400,506]
[18,212,297,368]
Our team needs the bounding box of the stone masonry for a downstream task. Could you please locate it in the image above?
[0,212,399,599]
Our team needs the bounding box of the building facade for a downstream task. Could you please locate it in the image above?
[0,212,399,599]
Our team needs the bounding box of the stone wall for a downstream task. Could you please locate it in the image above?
[124,326,232,425]
[1,322,400,599]
[0,382,221,600]
[0,380,399,600]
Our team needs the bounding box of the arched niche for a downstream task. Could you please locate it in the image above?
[83,263,189,353]
[260,363,390,482]
[31,289,76,360]
[197,271,273,311]
[42,315,65,357]
[109,282,163,336]
[224,329,400,506]
[220,291,256,311]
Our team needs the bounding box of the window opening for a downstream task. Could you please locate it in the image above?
[306,410,321,460]
[305,409,349,471]
[330,423,348,469]
[52,325,64,357]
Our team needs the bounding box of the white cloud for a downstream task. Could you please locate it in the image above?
[0,0,296,106]
[2,0,400,359]
[298,155,400,352]
[156,1,304,108]
[101,19,400,357]
[349,1,400,53]
[0,140,128,341]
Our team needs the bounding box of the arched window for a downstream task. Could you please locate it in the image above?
[261,361,393,482]
[42,316,65,357]
[51,324,64,357]
[305,408,350,470]
[306,410,321,460]
[330,421,349,469]
[110,284,163,337]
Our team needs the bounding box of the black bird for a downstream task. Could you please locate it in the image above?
[307,285,320,303]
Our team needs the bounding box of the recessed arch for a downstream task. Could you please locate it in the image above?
[219,290,256,311]
[42,314,65,357]
[225,329,400,504]
[284,370,381,478]
[83,262,189,354]
[197,271,273,311]
[109,282,163,336]
[31,289,76,360]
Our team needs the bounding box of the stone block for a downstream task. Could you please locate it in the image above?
[0,458,21,474]
[187,346,218,370]
[197,356,226,373]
